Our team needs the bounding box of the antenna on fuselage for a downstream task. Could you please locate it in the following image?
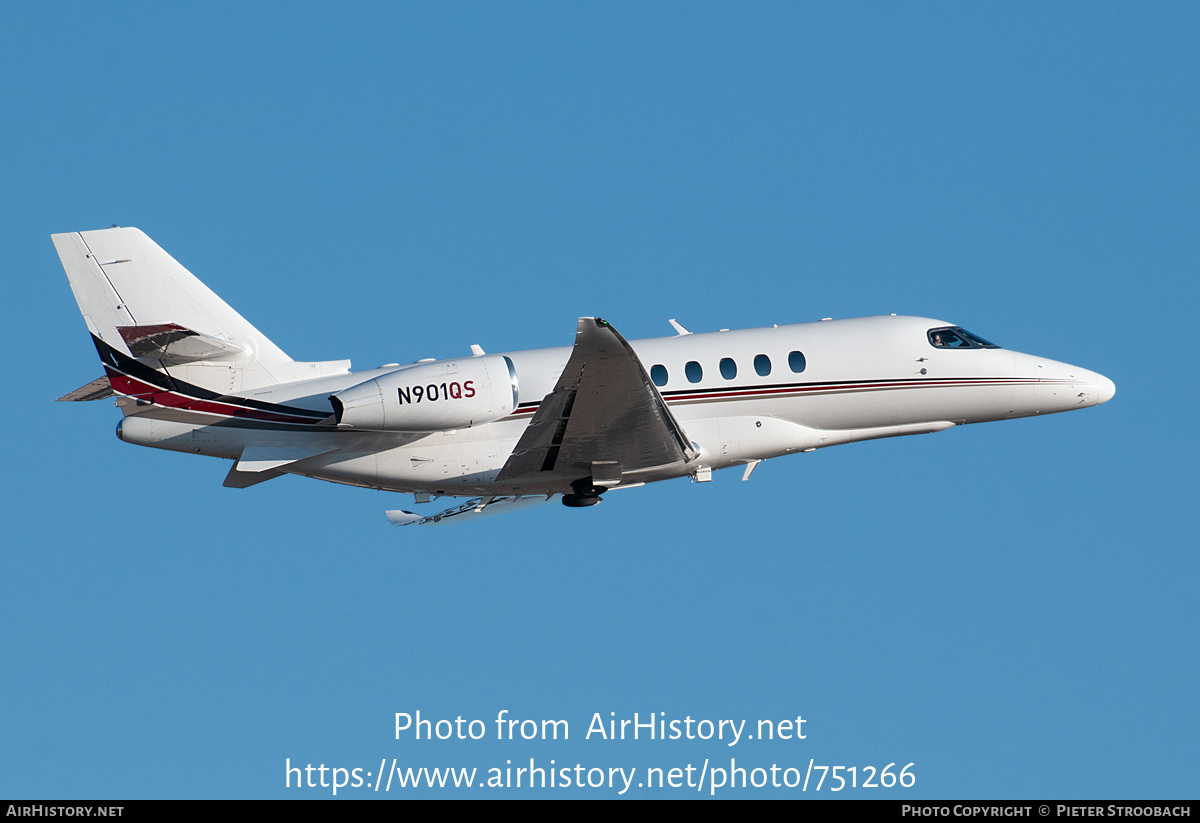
[668,319,692,336]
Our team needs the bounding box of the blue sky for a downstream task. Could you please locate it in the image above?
[2,3,1196,798]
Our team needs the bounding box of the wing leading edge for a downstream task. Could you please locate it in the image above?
[495,317,697,503]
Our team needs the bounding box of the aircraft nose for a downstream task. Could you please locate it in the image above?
[1095,373,1116,405]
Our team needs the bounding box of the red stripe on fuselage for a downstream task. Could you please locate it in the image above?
[105,367,1063,426]
[104,367,325,425]
[506,376,1056,417]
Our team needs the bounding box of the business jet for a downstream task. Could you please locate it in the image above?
[54,227,1115,526]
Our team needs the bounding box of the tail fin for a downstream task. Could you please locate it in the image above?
[53,227,348,393]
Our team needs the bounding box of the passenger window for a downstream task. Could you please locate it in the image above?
[719,357,737,380]
[754,354,771,376]
[788,351,806,373]
[685,361,703,383]
[650,364,668,387]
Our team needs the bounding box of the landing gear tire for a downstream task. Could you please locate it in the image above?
[562,494,602,508]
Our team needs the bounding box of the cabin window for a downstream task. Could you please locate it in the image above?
[650,364,668,387]
[754,354,771,376]
[719,357,737,380]
[685,361,703,383]
[788,351,806,373]
[928,327,1000,349]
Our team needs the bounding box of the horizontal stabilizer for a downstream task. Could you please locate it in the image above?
[57,377,115,402]
[118,323,247,365]
[386,495,556,526]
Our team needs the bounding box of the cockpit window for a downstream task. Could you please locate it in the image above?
[927,327,1000,349]
[959,329,999,348]
[929,328,971,348]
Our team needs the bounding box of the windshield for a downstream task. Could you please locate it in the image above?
[927,327,1000,349]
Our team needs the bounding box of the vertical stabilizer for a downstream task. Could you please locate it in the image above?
[53,227,349,393]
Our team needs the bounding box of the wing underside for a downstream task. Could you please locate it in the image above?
[495,317,696,496]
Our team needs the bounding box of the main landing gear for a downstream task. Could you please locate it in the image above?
[561,479,606,507]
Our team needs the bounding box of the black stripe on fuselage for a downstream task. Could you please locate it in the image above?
[91,334,330,421]
[507,375,1051,417]
[660,376,1037,399]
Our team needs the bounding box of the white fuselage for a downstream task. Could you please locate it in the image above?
[116,314,1114,498]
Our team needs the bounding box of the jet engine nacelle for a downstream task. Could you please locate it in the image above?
[331,355,518,432]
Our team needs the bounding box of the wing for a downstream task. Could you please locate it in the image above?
[386,495,557,527]
[495,318,697,496]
